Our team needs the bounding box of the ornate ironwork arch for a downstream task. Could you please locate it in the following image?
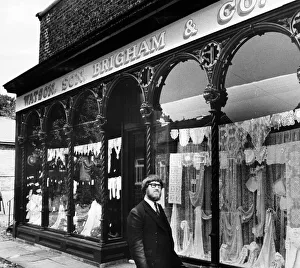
[148,52,202,110]
[101,72,142,119]
[23,109,42,137]
[70,88,99,125]
[212,22,300,93]
[41,101,68,138]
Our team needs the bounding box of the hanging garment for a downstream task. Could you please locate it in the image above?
[192,206,205,258]
[253,209,276,268]
[252,167,266,238]
[220,244,230,262]
[235,245,249,265]
[220,211,243,262]
[78,156,94,182]
[50,204,66,230]
[285,226,300,268]
[189,166,205,258]
[81,200,102,236]
[26,192,42,225]
[178,220,193,256]
[244,241,260,267]
[170,204,181,253]
[108,176,122,200]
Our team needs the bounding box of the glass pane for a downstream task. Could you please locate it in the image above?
[47,104,68,231]
[219,32,300,267]
[153,60,212,261]
[107,137,122,239]
[25,112,42,226]
[73,94,102,238]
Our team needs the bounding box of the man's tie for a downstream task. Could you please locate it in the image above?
[154,202,160,215]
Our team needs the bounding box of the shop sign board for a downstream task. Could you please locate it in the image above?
[17,0,296,111]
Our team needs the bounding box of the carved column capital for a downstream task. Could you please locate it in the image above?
[203,84,228,109]
[140,102,153,120]
[63,124,73,137]
[18,136,26,146]
[38,131,47,142]
[95,114,107,128]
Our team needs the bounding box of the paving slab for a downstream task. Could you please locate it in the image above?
[0,226,139,268]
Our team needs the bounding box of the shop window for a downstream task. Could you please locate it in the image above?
[73,93,102,238]
[153,59,212,261]
[219,32,300,267]
[107,137,122,239]
[25,111,42,226]
[47,103,68,231]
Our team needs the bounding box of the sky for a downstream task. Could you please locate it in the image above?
[0,0,55,98]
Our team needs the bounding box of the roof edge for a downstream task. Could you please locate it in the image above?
[36,0,62,21]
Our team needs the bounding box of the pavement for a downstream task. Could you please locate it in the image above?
[0,214,136,268]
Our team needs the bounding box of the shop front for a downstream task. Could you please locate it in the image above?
[4,0,300,267]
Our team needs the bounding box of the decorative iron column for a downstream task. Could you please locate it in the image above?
[198,40,226,267]
[140,102,153,176]
[63,123,74,236]
[203,84,227,267]
[38,131,48,228]
[208,107,220,267]
[137,65,155,176]
[96,114,107,245]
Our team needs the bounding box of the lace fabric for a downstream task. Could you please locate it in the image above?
[220,211,243,262]
[253,210,276,268]
[286,226,300,268]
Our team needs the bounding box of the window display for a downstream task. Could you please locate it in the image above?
[107,137,122,239]
[153,59,212,260]
[218,32,300,267]
[72,93,102,237]
[47,103,68,231]
[25,112,43,226]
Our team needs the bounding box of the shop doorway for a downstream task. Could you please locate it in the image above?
[106,77,144,240]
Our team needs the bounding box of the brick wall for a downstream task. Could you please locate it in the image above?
[38,0,162,62]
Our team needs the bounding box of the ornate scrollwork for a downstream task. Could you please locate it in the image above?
[95,114,107,128]
[277,17,292,30]
[140,102,153,119]
[138,66,154,88]
[92,83,107,99]
[203,84,228,108]
[63,123,73,137]
[38,131,47,141]
[199,41,221,69]
[18,135,26,146]
[291,11,300,41]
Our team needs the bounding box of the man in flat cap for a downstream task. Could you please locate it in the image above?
[127,174,185,268]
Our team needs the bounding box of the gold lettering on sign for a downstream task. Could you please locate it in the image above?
[217,0,267,25]
[62,69,86,91]
[24,82,56,106]
[92,31,166,78]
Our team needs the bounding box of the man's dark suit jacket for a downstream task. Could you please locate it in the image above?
[127,200,183,268]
